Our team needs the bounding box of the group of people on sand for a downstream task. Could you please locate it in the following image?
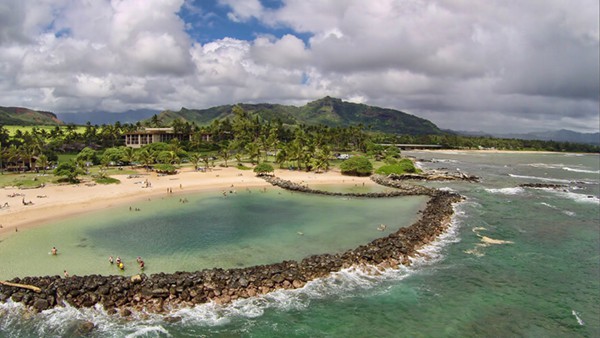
[108,255,145,270]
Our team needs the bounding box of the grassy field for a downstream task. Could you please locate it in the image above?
[2,125,87,136]
[0,166,139,188]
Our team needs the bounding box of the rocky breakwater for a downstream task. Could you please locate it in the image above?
[371,174,438,195]
[264,176,437,197]
[382,171,479,182]
[0,178,462,316]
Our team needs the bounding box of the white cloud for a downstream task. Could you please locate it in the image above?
[219,0,263,22]
[0,0,597,133]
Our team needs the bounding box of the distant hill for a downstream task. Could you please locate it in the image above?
[57,109,160,125]
[452,129,600,146]
[0,106,62,125]
[153,97,442,135]
[503,130,600,145]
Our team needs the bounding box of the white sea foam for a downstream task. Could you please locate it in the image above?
[485,187,525,195]
[0,202,467,336]
[543,189,600,205]
[438,187,456,192]
[563,167,600,174]
[508,174,574,184]
[540,202,556,209]
[527,163,564,169]
[432,158,458,163]
[539,202,576,216]
[572,310,585,326]
[125,326,170,338]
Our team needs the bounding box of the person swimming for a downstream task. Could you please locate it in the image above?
[51,247,57,255]
[109,256,114,264]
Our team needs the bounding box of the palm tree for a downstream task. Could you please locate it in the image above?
[312,146,332,173]
[136,149,154,171]
[275,146,288,169]
[245,141,260,165]
[121,147,136,168]
[0,141,4,174]
[189,153,202,171]
[37,154,49,174]
[202,154,212,171]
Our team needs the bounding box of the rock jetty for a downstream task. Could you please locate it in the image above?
[0,177,462,315]
[264,176,436,197]
[384,171,479,182]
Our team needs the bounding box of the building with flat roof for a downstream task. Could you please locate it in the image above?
[123,128,191,148]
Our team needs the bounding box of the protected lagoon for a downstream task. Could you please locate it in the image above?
[0,187,428,280]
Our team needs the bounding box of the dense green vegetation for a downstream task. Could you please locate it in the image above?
[254,162,275,176]
[340,156,373,176]
[375,159,420,175]
[150,96,443,135]
[0,106,62,125]
[0,102,598,187]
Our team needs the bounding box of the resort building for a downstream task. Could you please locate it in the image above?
[123,128,192,148]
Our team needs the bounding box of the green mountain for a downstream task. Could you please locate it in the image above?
[0,106,63,126]
[154,97,442,135]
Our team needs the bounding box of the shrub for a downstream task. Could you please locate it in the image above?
[254,162,275,176]
[94,176,120,184]
[339,156,373,176]
[154,163,177,174]
[375,159,419,175]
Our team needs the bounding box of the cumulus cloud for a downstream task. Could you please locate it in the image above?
[0,0,597,133]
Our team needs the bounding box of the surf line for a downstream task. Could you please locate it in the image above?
[0,175,462,315]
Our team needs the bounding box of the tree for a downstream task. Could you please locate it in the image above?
[76,147,99,165]
[54,161,85,183]
[245,141,260,165]
[218,143,233,167]
[312,146,331,173]
[121,146,136,167]
[339,156,373,176]
[136,149,154,171]
[254,162,274,176]
[37,153,49,174]
[189,153,202,171]
[101,147,124,166]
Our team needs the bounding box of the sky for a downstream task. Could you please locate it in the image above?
[0,0,598,133]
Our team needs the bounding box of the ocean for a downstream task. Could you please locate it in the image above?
[1,151,598,337]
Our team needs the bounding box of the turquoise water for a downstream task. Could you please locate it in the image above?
[0,188,427,279]
[1,152,599,337]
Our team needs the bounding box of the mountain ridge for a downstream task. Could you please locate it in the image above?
[154,96,443,135]
[0,106,63,125]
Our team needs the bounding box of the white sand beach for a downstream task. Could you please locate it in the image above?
[0,167,376,235]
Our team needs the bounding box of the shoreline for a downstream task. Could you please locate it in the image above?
[409,149,589,155]
[0,175,462,314]
[0,166,377,236]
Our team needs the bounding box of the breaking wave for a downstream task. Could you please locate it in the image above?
[542,189,599,205]
[0,202,467,337]
[485,187,525,195]
[562,167,600,174]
